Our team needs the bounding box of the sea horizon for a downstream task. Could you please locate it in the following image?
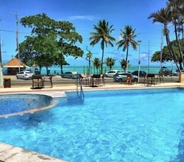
[3,64,177,76]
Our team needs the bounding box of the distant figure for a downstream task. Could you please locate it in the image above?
[126,74,132,85]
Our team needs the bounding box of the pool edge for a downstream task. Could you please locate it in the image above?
[0,142,67,162]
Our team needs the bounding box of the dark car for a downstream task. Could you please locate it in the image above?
[159,67,172,76]
[170,70,184,76]
[131,71,147,77]
[113,72,138,82]
[61,71,79,79]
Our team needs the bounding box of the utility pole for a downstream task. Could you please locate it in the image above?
[11,12,20,73]
[160,27,163,70]
[148,40,150,74]
[0,19,3,87]
[137,40,141,83]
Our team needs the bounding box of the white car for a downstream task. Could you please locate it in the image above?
[105,70,120,77]
[61,71,79,79]
[16,71,33,80]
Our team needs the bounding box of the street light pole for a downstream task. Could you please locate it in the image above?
[0,34,3,87]
[11,12,20,73]
[0,20,3,87]
[137,40,141,83]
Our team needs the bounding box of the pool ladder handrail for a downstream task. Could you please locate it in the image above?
[76,73,84,101]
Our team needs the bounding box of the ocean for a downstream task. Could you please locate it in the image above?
[3,65,177,76]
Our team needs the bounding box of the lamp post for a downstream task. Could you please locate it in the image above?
[0,35,3,87]
[11,12,20,73]
[148,40,150,74]
[137,40,141,83]
[0,20,3,87]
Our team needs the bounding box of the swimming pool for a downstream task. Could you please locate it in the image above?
[0,88,184,162]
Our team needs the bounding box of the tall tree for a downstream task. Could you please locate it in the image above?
[167,0,184,69]
[148,7,180,71]
[151,39,184,68]
[116,25,138,72]
[54,54,69,75]
[90,20,115,74]
[19,13,83,70]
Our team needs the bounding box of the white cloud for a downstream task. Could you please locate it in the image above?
[69,15,98,21]
[141,52,147,59]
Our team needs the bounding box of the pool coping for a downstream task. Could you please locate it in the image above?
[0,83,184,162]
[0,142,67,162]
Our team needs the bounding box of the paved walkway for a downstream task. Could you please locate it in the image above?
[0,81,183,93]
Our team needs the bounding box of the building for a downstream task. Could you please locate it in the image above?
[3,57,29,75]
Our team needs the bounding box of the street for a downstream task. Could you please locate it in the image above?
[3,75,180,88]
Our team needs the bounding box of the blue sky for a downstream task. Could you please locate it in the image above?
[0,0,173,67]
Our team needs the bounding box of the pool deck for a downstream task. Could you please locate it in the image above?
[0,82,184,162]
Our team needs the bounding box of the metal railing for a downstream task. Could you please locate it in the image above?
[76,73,84,101]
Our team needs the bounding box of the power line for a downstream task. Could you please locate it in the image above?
[0,29,29,34]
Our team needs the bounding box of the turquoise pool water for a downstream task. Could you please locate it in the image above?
[0,88,184,162]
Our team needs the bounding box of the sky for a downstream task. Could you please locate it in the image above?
[0,0,174,68]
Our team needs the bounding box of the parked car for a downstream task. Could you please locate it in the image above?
[61,71,79,79]
[131,71,147,77]
[170,72,178,76]
[16,71,33,80]
[170,70,184,76]
[113,72,138,82]
[105,70,120,77]
[159,66,172,76]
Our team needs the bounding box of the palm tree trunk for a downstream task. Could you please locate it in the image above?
[125,46,129,72]
[101,48,104,74]
[174,22,184,69]
[165,27,180,71]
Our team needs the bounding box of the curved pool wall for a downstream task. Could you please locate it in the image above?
[0,94,54,116]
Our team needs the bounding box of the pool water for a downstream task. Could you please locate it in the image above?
[0,88,184,162]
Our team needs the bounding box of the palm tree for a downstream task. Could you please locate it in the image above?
[90,20,116,74]
[167,0,184,69]
[148,7,180,71]
[116,25,138,72]
[93,58,101,74]
[120,59,129,72]
[105,57,116,70]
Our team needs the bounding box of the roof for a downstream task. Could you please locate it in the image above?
[3,57,28,68]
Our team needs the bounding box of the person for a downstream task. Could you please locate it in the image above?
[125,74,132,85]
